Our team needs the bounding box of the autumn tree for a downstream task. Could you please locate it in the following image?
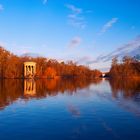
[109,56,140,78]
[44,67,56,79]
[0,46,102,79]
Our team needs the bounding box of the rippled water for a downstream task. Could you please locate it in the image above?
[0,78,140,140]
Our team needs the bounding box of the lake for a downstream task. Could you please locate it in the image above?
[0,78,140,140]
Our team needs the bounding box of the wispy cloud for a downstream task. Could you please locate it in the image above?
[75,56,92,64]
[66,4,82,14]
[68,36,82,48]
[43,0,48,5]
[0,4,4,11]
[99,18,118,35]
[66,4,87,29]
[85,35,140,71]
[69,35,140,71]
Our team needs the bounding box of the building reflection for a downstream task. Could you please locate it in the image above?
[24,80,36,96]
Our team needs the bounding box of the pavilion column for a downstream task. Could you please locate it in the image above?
[28,66,29,72]
[28,66,30,74]
[27,66,28,75]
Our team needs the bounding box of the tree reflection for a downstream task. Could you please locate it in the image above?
[0,79,23,109]
[109,78,140,98]
[0,78,102,109]
[108,78,140,116]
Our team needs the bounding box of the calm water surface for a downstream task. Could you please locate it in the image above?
[0,78,140,140]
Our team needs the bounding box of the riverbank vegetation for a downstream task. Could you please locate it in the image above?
[0,46,102,79]
[109,56,140,79]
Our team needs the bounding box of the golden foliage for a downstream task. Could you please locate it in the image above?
[0,46,102,79]
[109,56,140,78]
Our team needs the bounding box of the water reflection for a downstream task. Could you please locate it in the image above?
[0,78,140,140]
[0,78,140,110]
[0,78,102,109]
[24,80,36,96]
[109,78,140,98]
[0,79,23,109]
[108,78,140,116]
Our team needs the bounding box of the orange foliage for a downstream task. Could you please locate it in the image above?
[109,56,140,78]
[0,46,102,79]
[43,67,56,79]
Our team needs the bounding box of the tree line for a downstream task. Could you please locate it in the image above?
[0,46,102,79]
[109,56,140,78]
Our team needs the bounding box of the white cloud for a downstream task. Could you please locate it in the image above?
[68,37,82,48]
[0,4,4,11]
[66,4,87,29]
[99,18,118,35]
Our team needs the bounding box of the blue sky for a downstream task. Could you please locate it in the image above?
[0,0,140,70]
